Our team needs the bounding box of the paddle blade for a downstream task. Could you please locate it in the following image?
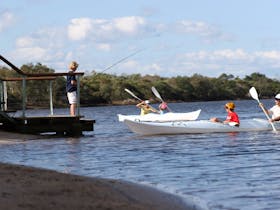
[124,88,133,95]
[151,86,163,102]
[249,87,277,132]
[124,88,142,101]
[249,87,259,102]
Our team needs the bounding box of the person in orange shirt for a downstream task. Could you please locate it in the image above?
[210,102,240,126]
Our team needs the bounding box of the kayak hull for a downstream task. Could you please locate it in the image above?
[118,109,201,122]
[123,118,276,135]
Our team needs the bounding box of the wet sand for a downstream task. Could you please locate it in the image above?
[0,131,199,210]
[0,163,197,210]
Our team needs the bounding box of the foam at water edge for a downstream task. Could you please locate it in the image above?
[136,180,209,210]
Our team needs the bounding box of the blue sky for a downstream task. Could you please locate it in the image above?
[1,0,280,78]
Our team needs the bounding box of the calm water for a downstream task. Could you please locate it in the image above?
[1,100,280,210]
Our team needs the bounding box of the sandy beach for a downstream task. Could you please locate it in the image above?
[0,131,199,210]
[0,163,198,210]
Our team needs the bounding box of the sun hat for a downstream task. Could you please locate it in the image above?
[225,102,235,110]
[275,94,280,100]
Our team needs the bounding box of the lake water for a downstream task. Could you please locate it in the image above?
[1,99,280,210]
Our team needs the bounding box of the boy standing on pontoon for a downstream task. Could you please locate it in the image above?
[66,61,79,116]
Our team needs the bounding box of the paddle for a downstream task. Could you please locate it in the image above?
[124,88,158,113]
[151,86,172,112]
[124,88,142,101]
[249,87,277,132]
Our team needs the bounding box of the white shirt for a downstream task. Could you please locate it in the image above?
[269,105,280,119]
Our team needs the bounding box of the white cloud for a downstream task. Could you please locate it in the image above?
[11,47,48,61]
[16,37,34,48]
[16,28,66,48]
[111,60,164,76]
[175,20,234,42]
[12,27,67,65]
[96,43,112,51]
[121,60,139,69]
[181,49,251,62]
[142,63,163,75]
[0,11,16,32]
[114,49,280,78]
[176,20,214,34]
[67,16,152,42]
[169,49,280,77]
[4,13,280,78]
[113,16,146,35]
[254,50,280,60]
[68,18,93,41]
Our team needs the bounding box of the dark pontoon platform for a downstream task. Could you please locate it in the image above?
[0,54,95,136]
[0,113,95,136]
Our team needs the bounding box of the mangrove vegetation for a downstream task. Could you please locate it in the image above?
[0,63,280,109]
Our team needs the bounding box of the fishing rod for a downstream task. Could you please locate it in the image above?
[102,33,160,73]
[99,48,145,74]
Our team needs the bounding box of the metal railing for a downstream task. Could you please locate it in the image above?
[0,55,84,117]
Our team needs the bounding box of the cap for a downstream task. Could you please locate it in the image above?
[275,94,280,100]
[225,102,235,110]
[145,100,150,104]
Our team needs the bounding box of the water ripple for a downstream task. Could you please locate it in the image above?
[1,100,280,209]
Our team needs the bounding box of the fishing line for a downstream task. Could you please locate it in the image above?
[99,48,145,74]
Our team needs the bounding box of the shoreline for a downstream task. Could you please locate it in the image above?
[0,131,205,210]
[0,162,200,210]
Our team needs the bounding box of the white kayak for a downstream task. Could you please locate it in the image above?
[118,109,201,122]
[123,118,278,135]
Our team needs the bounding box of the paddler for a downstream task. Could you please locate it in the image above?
[259,93,280,122]
[136,100,159,116]
[210,102,240,126]
[158,102,168,114]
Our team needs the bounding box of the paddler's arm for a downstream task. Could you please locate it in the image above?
[259,103,277,122]
[136,101,145,108]
[270,116,280,122]
[259,103,270,115]
[149,106,160,113]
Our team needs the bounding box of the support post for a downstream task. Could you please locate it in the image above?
[0,80,3,111]
[3,81,7,111]
[76,76,80,116]
[22,76,26,118]
[49,80,53,115]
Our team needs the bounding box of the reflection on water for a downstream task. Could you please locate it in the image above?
[0,100,280,210]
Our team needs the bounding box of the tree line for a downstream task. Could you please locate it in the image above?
[0,63,279,109]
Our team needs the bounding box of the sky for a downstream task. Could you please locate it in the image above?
[1,0,280,79]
